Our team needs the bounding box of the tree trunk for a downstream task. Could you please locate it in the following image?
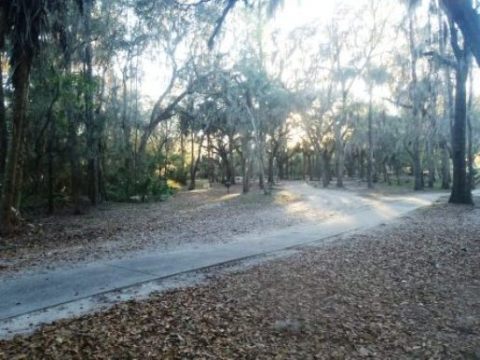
[278,157,284,180]
[179,132,186,184]
[426,137,436,188]
[47,113,56,215]
[83,0,99,205]
[241,155,249,194]
[438,6,452,191]
[440,0,480,66]
[188,132,204,191]
[122,66,133,197]
[440,141,451,189]
[467,64,475,190]
[0,6,7,182]
[207,134,215,184]
[285,157,289,180]
[189,167,197,190]
[359,149,365,180]
[367,86,374,189]
[268,153,274,184]
[383,159,391,185]
[335,114,345,187]
[322,150,331,188]
[1,51,32,234]
[408,11,424,191]
[467,111,474,190]
[412,148,423,191]
[307,154,313,181]
[394,157,402,186]
[449,54,472,203]
[188,131,196,190]
[0,53,6,181]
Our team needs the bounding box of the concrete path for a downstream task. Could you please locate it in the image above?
[0,188,453,337]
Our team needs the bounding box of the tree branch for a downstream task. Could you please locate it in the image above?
[441,0,480,66]
[422,50,457,68]
[208,0,238,50]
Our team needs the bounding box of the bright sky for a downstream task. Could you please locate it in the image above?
[137,0,478,109]
[139,0,368,101]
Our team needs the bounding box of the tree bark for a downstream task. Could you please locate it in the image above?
[122,66,133,197]
[188,131,205,191]
[426,137,436,188]
[1,51,32,234]
[335,94,346,188]
[438,9,452,190]
[0,53,6,181]
[47,111,56,214]
[240,137,250,193]
[0,3,7,182]
[467,64,475,190]
[449,24,472,204]
[367,86,374,189]
[268,153,274,184]
[322,150,331,188]
[441,0,480,66]
[440,140,451,189]
[467,109,474,190]
[408,10,424,191]
[83,0,100,206]
[178,131,186,184]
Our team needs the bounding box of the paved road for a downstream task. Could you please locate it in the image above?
[0,187,448,336]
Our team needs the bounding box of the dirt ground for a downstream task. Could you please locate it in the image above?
[0,183,334,275]
[0,197,478,359]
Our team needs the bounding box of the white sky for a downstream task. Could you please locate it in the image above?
[139,0,367,101]
[137,0,478,109]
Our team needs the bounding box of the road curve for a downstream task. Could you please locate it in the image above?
[0,185,449,338]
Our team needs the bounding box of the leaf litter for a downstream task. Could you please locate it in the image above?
[1,197,479,359]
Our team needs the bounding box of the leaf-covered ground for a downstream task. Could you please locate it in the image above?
[1,199,479,359]
[0,184,327,275]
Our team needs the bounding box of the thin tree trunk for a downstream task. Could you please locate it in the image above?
[440,141,451,189]
[122,66,133,197]
[1,51,32,234]
[47,112,56,214]
[0,5,7,181]
[241,137,250,193]
[467,65,475,190]
[189,132,205,191]
[302,152,306,181]
[189,131,195,190]
[367,85,374,189]
[242,157,249,194]
[438,6,452,190]
[83,0,99,205]
[308,154,313,181]
[467,111,474,190]
[322,150,331,188]
[0,53,6,180]
[244,95,268,195]
[335,103,345,187]
[207,133,214,184]
[408,10,424,191]
[285,157,289,180]
[359,150,365,180]
[426,137,436,188]
[268,153,274,184]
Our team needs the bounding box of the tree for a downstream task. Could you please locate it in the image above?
[365,66,389,188]
[448,20,473,204]
[406,2,425,191]
[1,0,47,234]
[441,0,480,66]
